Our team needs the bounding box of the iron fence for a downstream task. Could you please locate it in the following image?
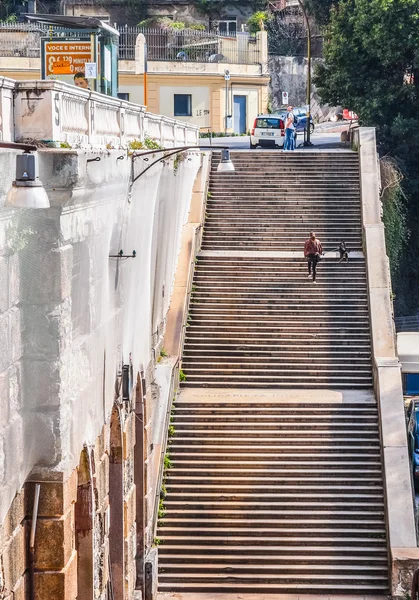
[118,26,260,65]
[0,22,44,57]
[0,23,261,64]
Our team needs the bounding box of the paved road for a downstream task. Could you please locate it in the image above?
[205,130,348,151]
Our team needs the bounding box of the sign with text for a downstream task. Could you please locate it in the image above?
[43,40,92,77]
[282,91,289,105]
[85,62,97,79]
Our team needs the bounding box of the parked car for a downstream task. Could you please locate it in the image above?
[292,107,315,134]
[250,115,285,149]
[407,398,419,490]
[274,107,315,134]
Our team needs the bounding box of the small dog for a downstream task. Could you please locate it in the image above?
[338,241,349,263]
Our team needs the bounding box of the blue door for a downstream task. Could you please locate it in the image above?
[234,95,247,134]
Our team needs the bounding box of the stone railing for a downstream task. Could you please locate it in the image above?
[11,79,198,148]
[0,77,15,142]
[358,127,419,594]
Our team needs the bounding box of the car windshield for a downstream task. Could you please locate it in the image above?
[256,118,282,129]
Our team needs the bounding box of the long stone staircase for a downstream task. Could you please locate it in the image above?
[157,151,389,596]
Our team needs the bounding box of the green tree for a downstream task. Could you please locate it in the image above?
[314,0,419,314]
[304,0,339,25]
[247,10,269,32]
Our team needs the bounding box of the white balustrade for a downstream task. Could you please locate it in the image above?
[61,91,89,145]
[185,126,199,146]
[174,123,186,146]
[10,79,198,149]
[123,104,144,144]
[161,117,176,148]
[0,77,15,142]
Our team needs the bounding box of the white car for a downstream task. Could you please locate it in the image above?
[250,114,285,149]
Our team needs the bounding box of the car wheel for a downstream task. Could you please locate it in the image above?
[310,123,315,134]
[250,143,257,149]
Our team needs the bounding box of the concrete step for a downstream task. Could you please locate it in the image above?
[158,544,386,557]
[170,437,381,447]
[159,562,387,575]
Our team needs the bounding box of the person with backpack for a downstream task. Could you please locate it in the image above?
[304,231,323,284]
[283,105,296,151]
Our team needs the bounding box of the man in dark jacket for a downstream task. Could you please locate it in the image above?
[304,231,323,284]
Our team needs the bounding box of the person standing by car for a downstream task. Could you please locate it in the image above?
[283,105,296,151]
[304,231,323,284]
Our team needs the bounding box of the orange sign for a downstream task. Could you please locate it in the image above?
[51,60,71,74]
[44,41,93,76]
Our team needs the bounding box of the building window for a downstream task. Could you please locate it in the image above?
[117,92,130,101]
[174,94,192,117]
[218,19,237,35]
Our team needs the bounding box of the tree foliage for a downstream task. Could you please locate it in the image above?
[314,0,419,314]
[304,0,339,25]
[193,0,265,18]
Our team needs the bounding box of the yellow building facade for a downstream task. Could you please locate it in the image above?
[0,28,269,135]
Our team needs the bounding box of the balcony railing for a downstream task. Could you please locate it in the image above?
[0,23,261,65]
[119,26,259,64]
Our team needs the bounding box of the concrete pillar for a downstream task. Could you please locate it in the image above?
[135,34,147,75]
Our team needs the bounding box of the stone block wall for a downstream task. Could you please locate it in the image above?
[268,55,337,122]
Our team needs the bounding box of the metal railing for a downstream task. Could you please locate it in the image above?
[118,26,260,64]
[0,22,44,57]
[0,22,261,64]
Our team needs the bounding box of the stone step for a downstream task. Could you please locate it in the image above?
[159,529,386,553]
[182,359,372,369]
[172,405,377,413]
[158,544,386,558]
[163,500,384,510]
[180,382,373,389]
[188,313,370,323]
[169,432,378,440]
[158,583,388,594]
[159,563,387,575]
[170,437,381,447]
[172,416,376,424]
[158,549,387,562]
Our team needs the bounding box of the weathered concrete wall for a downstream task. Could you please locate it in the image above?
[0,146,201,598]
[358,127,418,596]
[268,55,336,122]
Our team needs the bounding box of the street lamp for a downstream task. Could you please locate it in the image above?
[1,141,50,208]
[296,0,314,147]
[217,149,235,172]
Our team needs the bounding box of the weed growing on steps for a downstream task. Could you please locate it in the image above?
[153,537,161,546]
[207,191,212,199]
[168,424,175,437]
[158,498,166,519]
[179,369,187,382]
[164,452,173,470]
[160,348,168,358]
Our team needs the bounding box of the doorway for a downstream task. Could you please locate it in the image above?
[234,95,247,134]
